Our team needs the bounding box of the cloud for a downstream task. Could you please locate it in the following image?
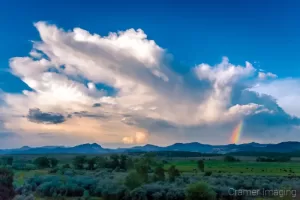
[29,50,42,59]
[92,103,101,107]
[0,21,299,147]
[251,79,300,117]
[27,108,66,124]
[0,132,19,138]
[258,72,277,80]
[122,131,149,144]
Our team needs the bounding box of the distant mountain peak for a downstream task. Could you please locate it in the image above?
[278,141,300,145]
[75,143,102,148]
[143,144,159,148]
[19,146,31,150]
[90,143,102,147]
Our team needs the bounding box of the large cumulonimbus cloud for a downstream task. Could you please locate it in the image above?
[0,21,299,147]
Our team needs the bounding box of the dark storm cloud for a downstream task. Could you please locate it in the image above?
[27,108,66,124]
[72,111,107,119]
[92,103,102,107]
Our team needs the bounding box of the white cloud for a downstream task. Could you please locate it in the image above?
[193,57,258,123]
[251,79,300,117]
[122,131,149,144]
[29,50,42,59]
[258,72,277,80]
[0,21,296,146]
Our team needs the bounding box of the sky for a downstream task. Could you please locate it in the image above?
[0,0,300,148]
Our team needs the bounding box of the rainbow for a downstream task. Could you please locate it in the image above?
[230,121,243,144]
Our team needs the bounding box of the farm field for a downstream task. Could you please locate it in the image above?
[165,160,300,176]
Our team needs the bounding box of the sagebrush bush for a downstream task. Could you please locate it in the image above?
[73,175,98,190]
[36,180,85,197]
[0,167,14,200]
[13,194,34,200]
[125,171,143,190]
[12,163,36,171]
[130,187,147,200]
[186,181,216,200]
[165,188,185,200]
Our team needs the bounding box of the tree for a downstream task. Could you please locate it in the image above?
[119,155,127,170]
[224,155,240,162]
[72,156,86,169]
[186,182,216,200]
[125,171,143,190]
[87,157,97,170]
[49,158,59,168]
[142,152,157,167]
[168,165,180,182]
[109,154,120,169]
[95,156,107,168]
[153,165,165,181]
[197,160,204,172]
[125,157,134,170]
[62,164,70,169]
[2,156,13,166]
[135,159,150,182]
[34,157,50,168]
[0,167,15,200]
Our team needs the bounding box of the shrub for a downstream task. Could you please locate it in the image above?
[168,165,180,182]
[49,158,59,168]
[130,187,147,200]
[83,190,90,199]
[1,156,13,166]
[186,181,216,200]
[102,184,128,200]
[87,158,97,170]
[119,154,128,170]
[197,160,205,172]
[152,191,163,200]
[135,161,149,182]
[92,179,128,200]
[165,188,185,200]
[62,164,71,169]
[0,167,14,200]
[36,180,85,197]
[204,171,212,176]
[125,157,135,170]
[73,175,97,190]
[13,194,34,200]
[94,156,107,169]
[72,156,87,170]
[108,154,120,169]
[48,167,59,174]
[125,171,143,190]
[34,157,50,168]
[62,169,75,176]
[153,166,165,182]
[12,163,36,171]
[224,156,240,162]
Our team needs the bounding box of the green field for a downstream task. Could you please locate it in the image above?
[165,160,300,176]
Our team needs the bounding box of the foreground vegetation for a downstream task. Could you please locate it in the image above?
[0,153,299,199]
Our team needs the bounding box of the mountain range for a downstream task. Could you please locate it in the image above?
[0,141,300,155]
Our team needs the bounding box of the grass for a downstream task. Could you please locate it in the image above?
[165,160,300,176]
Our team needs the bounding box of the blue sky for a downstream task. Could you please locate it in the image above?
[0,0,300,148]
